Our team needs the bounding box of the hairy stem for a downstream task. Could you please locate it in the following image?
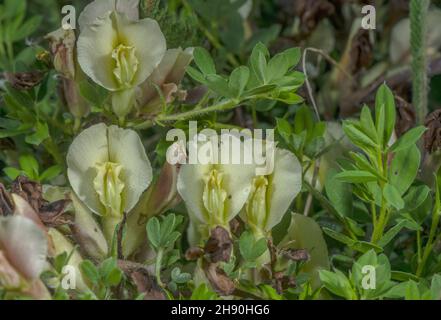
[410,0,430,125]
[155,248,165,288]
[135,98,240,129]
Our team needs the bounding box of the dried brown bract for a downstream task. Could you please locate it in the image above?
[349,29,373,73]
[203,261,235,296]
[395,96,416,137]
[282,248,311,262]
[279,0,335,38]
[5,71,44,90]
[204,226,233,263]
[11,176,44,211]
[424,109,441,153]
[185,247,204,261]
[0,183,14,216]
[118,260,166,300]
[11,176,71,226]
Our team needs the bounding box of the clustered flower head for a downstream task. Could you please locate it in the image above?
[177,135,302,244]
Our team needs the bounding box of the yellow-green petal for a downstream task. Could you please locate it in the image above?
[77,12,119,90]
[67,123,109,215]
[78,0,140,30]
[115,14,166,87]
[266,148,302,230]
[107,125,153,213]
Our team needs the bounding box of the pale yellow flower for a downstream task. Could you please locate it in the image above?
[242,147,302,237]
[66,123,152,240]
[177,135,256,241]
[77,0,166,118]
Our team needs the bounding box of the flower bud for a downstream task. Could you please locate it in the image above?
[70,193,108,261]
[45,28,76,80]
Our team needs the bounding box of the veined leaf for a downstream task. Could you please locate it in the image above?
[335,170,378,183]
[383,183,405,210]
[193,47,216,75]
[389,126,427,153]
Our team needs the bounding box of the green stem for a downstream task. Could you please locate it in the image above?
[416,207,441,277]
[155,248,165,288]
[73,117,81,134]
[417,229,422,264]
[371,203,377,228]
[372,207,388,244]
[135,99,240,129]
[410,0,430,125]
[371,149,388,244]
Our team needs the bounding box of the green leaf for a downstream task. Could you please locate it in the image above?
[377,220,414,247]
[294,105,314,135]
[258,284,283,300]
[250,43,268,84]
[193,47,216,75]
[383,183,405,210]
[403,185,431,211]
[80,260,100,285]
[186,66,206,84]
[99,258,122,287]
[78,80,109,107]
[319,269,356,300]
[146,217,161,249]
[405,280,420,300]
[3,167,22,180]
[325,169,353,218]
[229,66,250,98]
[389,126,427,153]
[146,214,182,250]
[19,154,39,179]
[171,267,191,284]
[273,92,303,105]
[335,170,378,183]
[39,165,62,182]
[163,231,181,248]
[104,268,122,287]
[276,117,292,142]
[161,214,176,239]
[53,252,68,274]
[11,15,42,42]
[323,228,382,253]
[206,74,232,97]
[430,274,441,300]
[390,271,420,282]
[343,121,377,149]
[239,231,267,262]
[375,84,396,146]
[360,105,378,143]
[351,250,393,299]
[25,122,49,146]
[267,47,301,81]
[245,84,277,96]
[389,144,420,195]
[190,284,218,300]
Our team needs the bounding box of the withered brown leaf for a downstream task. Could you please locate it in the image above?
[204,226,233,263]
[424,109,441,153]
